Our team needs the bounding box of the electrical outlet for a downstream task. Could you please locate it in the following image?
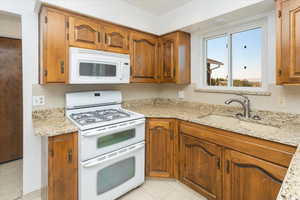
[178,90,185,99]
[33,96,45,106]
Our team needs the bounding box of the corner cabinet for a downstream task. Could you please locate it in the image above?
[276,0,300,84]
[39,7,68,84]
[47,133,78,200]
[223,149,286,200]
[159,32,191,84]
[146,119,175,178]
[130,32,159,83]
[180,134,222,200]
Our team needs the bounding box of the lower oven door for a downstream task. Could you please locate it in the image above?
[79,142,145,200]
[80,118,145,161]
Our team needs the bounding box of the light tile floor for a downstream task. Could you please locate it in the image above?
[119,179,207,200]
[0,160,22,200]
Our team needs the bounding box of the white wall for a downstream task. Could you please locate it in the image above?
[0,13,21,39]
[40,0,161,34]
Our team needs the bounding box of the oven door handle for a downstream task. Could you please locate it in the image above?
[82,119,145,137]
[82,142,145,168]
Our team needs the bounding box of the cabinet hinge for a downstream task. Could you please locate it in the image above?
[66,21,69,28]
[67,33,69,40]
[44,69,48,77]
[278,10,282,18]
[278,69,282,76]
[45,16,48,24]
[50,149,54,157]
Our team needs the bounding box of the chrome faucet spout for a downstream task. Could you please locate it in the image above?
[224,95,251,119]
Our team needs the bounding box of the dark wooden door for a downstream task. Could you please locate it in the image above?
[48,133,78,200]
[102,24,129,54]
[160,35,177,83]
[224,149,287,200]
[130,32,159,83]
[277,0,300,84]
[0,37,22,163]
[69,16,100,50]
[146,119,174,178]
[180,134,222,200]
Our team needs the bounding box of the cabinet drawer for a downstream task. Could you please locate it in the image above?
[179,121,296,167]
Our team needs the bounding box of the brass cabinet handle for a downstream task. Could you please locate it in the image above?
[67,150,73,163]
[60,61,65,74]
[217,157,221,169]
[226,160,230,173]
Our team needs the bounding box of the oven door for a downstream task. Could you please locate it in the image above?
[79,142,145,200]
[80,119,145,161]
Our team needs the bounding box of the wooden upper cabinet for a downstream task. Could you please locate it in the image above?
[130,32,159,83]
[102,24,129,54]
[159,32,191,84]
[146,119,175,178]
[48,133,78,200]
[69,16,101,49]
[180,134,222,200]
[277,0,300,84]
[39,8,68,84]
[224,149,287,200]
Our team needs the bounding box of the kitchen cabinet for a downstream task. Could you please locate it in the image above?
[223,149,286,200]
[159,32,191,84]
[180,134,222,200]
[146,119,175,178]
[102,24,129,54]
[276,0,300,84]
[130,32,159,83]
[48,133,78,200]
[69,16,101,49]
[39,7,68,84]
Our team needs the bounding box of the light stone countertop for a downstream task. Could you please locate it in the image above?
[32,98,300,200]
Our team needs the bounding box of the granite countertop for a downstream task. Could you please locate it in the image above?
[32,98,300,200]
[32,108,78,137]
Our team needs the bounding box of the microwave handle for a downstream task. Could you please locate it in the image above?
[82,142,145,168]
[82,119,145,137]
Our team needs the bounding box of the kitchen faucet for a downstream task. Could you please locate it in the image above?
[225,94,251,119]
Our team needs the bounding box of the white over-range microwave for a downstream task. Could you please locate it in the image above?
[69,47,130,84]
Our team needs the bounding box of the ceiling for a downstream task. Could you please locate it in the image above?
[123,0,193,15]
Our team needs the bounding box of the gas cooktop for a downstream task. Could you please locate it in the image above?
[70,109,131,126]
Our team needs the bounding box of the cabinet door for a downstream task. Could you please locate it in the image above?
[180,134,222,200]
[130,32,159,83]
[102,24,129,54]
[40,9,67,83]
[69,16,100,49]
[48,133,78,200]
[146,119,174,178]
[277,0,300,84]
[224,149,287,200]
[160,35,177,83]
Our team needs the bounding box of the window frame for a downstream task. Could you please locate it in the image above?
[200,18,268,92]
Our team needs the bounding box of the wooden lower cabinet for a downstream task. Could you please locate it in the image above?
[223,149,287,200]
[146,118,175,178]
[48,133,78,200]
[180,134,222,200]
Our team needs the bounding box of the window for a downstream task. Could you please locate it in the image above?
[203,21,266,91]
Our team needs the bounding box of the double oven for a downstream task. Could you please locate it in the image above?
[65,91,145,200]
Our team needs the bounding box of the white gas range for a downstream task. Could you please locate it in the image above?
[65,91,145,200]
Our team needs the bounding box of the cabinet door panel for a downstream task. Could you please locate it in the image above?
[103,24,129,53]
[224,149,287,200]
[130,32,158,83]
[69,17,100,49]
[48,133,78,200]
[41,10,67,83]
[160,38,176,82]
[180,134,222,200]
[278,0,300,83]
[146,119,174,178]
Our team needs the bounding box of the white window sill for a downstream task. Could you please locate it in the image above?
[194,87,271,96]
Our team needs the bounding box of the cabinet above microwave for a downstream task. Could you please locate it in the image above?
[39,6,190,84]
